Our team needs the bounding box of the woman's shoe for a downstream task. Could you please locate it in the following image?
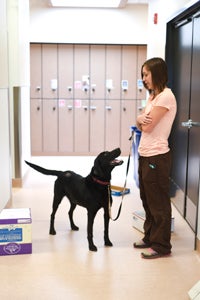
[141,248,171,259]
[133,240,151,249]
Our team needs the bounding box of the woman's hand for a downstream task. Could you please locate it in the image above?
[137,113,152,126]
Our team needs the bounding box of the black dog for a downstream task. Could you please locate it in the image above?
[25,148,123,251]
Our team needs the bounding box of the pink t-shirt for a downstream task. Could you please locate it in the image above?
[138,88,177,157]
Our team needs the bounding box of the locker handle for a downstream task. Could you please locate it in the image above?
[53,107,56,111]
[83,106,88,111]
[37,106,40,111]
[67,105,73,110]
[105,105,112,111]
[90,106,96,110]
[123,107,126,112]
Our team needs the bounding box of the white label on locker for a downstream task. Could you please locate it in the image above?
[106,79,113,89]
[51,79,57,90]
[121,80,128,90]
[137,79,144,90]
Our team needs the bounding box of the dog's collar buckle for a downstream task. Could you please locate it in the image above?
[92,176,110,186]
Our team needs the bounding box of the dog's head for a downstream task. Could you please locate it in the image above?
[92,148,123,181]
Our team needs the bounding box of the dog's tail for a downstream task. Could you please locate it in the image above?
[25,161,62,177]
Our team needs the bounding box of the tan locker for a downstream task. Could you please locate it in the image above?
[30,99,43,154]
[90,99,105,153]
[105,100,120,150]
[120,99,137,155]
[105,45,121,99]
[74,99,89,153]
[58,99,74,152]
[42,44,58,99]
[30,44,42,98]
[121,46,137,100]
[58,44,74,99]
[74,45,90,99]
[90,45,105,153]
[137,45,147,100]
[30,43,147,156]
[90,45,106,99]
[43,99,58,152]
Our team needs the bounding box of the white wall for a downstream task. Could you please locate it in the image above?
[0,1,12,211]
[0,89,11,212]
[30,2,148,44]
[7,0,31,180]
[146,0,198,58]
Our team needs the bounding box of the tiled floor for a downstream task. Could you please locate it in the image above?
[1,155,200,300]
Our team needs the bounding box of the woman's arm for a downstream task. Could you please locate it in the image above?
[141,106,168,132]
[136,110,152,131]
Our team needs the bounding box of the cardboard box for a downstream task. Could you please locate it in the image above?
[111,185,130,196]
[0,208,32,256]
[132,210,174,233]
[188,280,200,300]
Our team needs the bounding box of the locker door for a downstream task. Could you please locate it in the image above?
[74,45,90,152]
[74,99,89,153]
[121,46,137,100]
[58,44,74,99]
[106,45,121,99]
[43,99,58,152]
[58,44,74,153]
[105,100,120,150]
[90,45,106,153]
[58,99,74,152]
[90,100,105,153]
[90,45,106,99]
[121,100,136,155]
[30,44,42,99]
[74,45,90,99]
[136,45,147,100]
[30,99,42,154]
[42,44,58,99]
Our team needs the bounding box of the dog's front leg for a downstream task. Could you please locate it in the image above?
[104,208,113,247]
[87,210,97,252]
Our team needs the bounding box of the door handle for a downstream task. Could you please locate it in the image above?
[105,106,112,111]
[182,119,200,129]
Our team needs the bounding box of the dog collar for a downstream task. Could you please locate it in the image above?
[92,176,110,186]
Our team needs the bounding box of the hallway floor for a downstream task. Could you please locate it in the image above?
[1,155,200,300]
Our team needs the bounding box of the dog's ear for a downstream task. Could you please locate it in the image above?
[92,157,105,178]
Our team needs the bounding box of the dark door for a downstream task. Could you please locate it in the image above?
[166,5,200,236]
[185,15,200,231]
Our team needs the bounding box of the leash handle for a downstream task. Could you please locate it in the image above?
[109,132,134,221]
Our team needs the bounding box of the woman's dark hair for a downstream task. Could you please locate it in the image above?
[141,57,168,93]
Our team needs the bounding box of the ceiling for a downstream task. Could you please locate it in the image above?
[47,0,149,8]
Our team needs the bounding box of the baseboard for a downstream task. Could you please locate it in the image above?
[12,178,23,188]
[196,237,200,254]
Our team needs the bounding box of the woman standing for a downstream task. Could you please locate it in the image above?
[133,57,177,259]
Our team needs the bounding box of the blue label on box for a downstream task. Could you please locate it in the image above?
[0,228,22,243]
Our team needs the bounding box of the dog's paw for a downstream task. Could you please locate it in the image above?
[49,229,56,235]
[89,244,98,252]
[71,225,79,231]
[105,240,113,247]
